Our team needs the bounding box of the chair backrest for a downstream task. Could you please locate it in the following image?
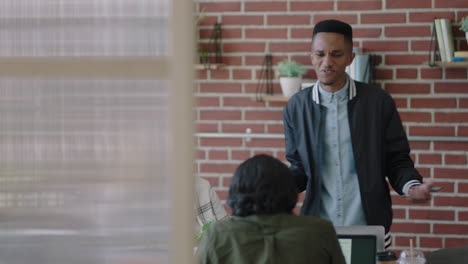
[426,246,468,264]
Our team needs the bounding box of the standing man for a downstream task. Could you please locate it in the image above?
[283,20,433,247]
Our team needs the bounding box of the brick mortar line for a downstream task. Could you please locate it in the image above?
[395,97,468,100]
[197,159,463,164]
[387,69,466,72]
[399,109,468,112]
[415,164,468,169]
[196,151,284,155]
[400,108,468,112]
[199,10,468,15]
[195,132,468,139]
[392,95,468,100]
[402,110,468,112]
[393,219,468,224]
[197,78,463,82]
[195,94,468,97]
[196,112,466,116]
[197,104,284,107]
[196,173,234,176]
[195,66,462,70]
[391,100,467,103]
[403,192,468,197]
[384,220,467,226]
[210,38,434,42]
[196,161,247,164]
[196,121,283,124]
[195,153,468,159]
[196,95,466,98]
[407,124,468,126]
[414,151,467,155]
[393,205,468,210]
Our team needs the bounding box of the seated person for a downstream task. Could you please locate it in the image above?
[195,177,228,231]
[197,154,345,264]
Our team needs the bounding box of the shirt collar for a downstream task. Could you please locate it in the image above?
[312,74,357,104]
[318,78,349,103]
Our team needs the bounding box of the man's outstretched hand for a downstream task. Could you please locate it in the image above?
[405,180,435,203]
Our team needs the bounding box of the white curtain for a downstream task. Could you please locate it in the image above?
[0,1,191,263]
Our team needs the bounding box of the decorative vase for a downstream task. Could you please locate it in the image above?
[466,32,468,45]
[279,77,302,97]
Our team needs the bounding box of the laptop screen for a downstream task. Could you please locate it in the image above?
[334,225,385,252]
[338,235,376,264]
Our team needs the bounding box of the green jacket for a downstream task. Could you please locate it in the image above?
[197,214,345,264]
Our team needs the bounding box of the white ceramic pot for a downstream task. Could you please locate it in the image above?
[279,77,302,97]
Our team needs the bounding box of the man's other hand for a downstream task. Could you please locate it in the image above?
[405,180,434,203]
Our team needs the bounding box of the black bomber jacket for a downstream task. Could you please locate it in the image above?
[283,80,423,233]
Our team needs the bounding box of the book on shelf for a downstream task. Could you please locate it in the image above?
[454,51,468,58]
[440,18,455,62]
[433,18,456,62]
[434,19,447,62]
[346,54,370,83]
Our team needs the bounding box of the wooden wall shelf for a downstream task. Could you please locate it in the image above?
[194,63,224,70]
[254,95,289,102]
[428,61,468,68]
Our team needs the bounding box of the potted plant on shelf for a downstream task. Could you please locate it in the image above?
[460,16,468,45]
[195,8,206,64]
[276,59,307,97]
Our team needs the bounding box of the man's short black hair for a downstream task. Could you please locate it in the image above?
[227,154,298,217]
[312,19,353,45]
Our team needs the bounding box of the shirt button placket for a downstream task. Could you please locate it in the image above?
[336,99,343,225]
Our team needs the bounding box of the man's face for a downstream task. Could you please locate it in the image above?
[311,32,355,92]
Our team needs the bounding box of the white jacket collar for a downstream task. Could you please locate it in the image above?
[312,75,357,104]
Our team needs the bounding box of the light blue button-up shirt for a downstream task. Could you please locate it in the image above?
[316,79,367,226]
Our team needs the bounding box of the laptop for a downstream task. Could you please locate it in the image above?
[337,234,376,264]
[335,225,385,252]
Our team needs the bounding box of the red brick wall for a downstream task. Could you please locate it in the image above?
[195,0,468,252]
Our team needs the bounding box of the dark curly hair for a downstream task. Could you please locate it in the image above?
[227,154,298,217]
